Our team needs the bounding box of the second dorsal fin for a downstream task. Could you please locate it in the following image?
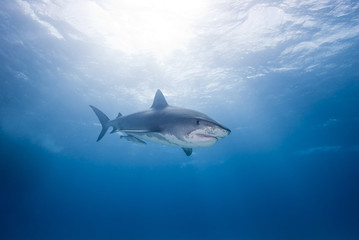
[151,89,168,109]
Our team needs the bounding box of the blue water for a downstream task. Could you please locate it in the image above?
[1,1,359,239]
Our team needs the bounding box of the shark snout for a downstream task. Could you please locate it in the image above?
[204,122,230,139]
[222,125,231,135]
[214,122,231,138]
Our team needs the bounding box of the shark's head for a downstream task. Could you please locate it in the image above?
[181,116,231,147]
[162,107,231,148]
[151,90,231,148]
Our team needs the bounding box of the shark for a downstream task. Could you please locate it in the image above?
[90,89,230,156]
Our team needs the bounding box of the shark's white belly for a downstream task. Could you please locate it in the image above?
[131,132,217,148]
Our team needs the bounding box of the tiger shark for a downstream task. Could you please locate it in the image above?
[90,89,230,156]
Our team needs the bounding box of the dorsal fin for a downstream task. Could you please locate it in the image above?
[116,112,122,118]
[151,89,168,109]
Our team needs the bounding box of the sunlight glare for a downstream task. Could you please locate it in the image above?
[91,0,208,58]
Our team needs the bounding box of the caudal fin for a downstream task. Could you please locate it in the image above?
[89,105,110,142]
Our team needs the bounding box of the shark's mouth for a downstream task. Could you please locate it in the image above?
[195,133,217,140]
[183,131,218,147]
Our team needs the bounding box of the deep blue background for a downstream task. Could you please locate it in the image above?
[1,1,359,239]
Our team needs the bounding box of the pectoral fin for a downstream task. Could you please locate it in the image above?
[182,148,192,156]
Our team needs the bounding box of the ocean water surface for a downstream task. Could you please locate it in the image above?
[1,0,359,239]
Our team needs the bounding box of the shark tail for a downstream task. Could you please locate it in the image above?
[89,105,110,142]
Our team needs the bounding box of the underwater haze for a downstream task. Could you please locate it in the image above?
[1,0,359,239]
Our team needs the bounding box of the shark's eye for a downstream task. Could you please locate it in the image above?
[196,120,200,125]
